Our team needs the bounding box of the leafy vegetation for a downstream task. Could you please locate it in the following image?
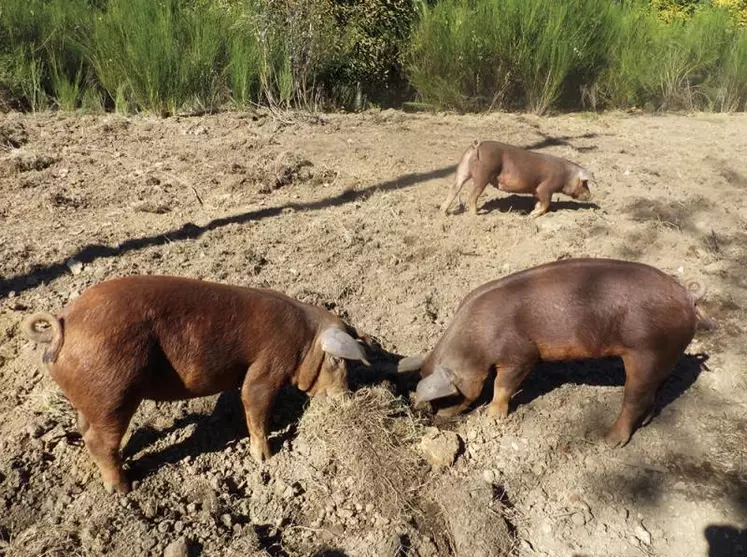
[0,0,745,114]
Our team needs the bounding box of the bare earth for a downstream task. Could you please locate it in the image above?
[0,109,745,557]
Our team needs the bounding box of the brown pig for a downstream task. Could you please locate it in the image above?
[440,140,594,217]
[398,259,712,446]
[22,275,370,494]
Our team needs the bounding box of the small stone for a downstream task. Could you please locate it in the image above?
[66,258,83,275]
[354,503,363,512]
[163,537,189,557]
[141,537,158,551]
[419,428,462,468]
[158,521,171,534]
[221,514,233,528]
[186,503,198,513]
[634,522,652,546]
[482,470,496,485]
[141,501,158,519]
[571,512,586,526]
[173,521,184,534]
[532,462,544,476]
[466,429,478,441]
[338,508,355,520]
[26,423,45,439]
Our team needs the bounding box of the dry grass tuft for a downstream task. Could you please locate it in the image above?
[297,386,426,519]
[2,525,85,557]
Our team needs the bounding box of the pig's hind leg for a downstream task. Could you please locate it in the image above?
[605,350,678,447]
[466,175,491,216]
[79,399,140,494]
[440,167,471,214]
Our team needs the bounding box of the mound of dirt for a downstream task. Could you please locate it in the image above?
[242,151,336,194]
[0,120,28,150]
[294,386,427,525]
[428,475,514,557]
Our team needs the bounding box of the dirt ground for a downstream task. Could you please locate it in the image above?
[0,108,745,557]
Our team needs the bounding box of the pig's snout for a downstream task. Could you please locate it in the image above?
[575,184,592,201]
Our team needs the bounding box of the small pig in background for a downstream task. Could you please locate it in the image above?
[399,258,713,447]
[22,275,370,494]
[440,140,595,217]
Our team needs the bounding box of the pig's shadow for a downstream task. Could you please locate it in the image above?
[120,351,388,483]
[122,385,309,482]
[489,352,709,419]
[393,351,709,427]
[476,193,598,215]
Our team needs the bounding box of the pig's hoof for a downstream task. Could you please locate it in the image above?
[486,403,509,419]
[603,427,631,448]
[104,479,131,495]
[250,442,271,463]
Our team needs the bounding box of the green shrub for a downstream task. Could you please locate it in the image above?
[87,0,228,115]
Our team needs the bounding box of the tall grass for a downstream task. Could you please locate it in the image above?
[0,0,746,114]
[88,0,228,115]
[408,0,747,113]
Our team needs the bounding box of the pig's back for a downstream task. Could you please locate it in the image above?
[464,259,696,358]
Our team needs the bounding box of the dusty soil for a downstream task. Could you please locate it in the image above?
[0,108,746,557]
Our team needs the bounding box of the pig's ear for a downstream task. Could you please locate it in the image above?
[397,353,425,373]
[320,327,371,366]
[415,365,459,402]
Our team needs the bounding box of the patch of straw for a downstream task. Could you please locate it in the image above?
[297,386,426,519]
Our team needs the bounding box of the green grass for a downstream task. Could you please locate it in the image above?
[0,0,746,114]
[408,0,747,113]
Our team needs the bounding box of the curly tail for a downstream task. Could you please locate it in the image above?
[684,280,716,331]
[22,312,64,364]
[686,280,707,302]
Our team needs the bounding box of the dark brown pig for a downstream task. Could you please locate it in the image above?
[22,275,370,494]
[398,259,712,446]
[440,140,594,217]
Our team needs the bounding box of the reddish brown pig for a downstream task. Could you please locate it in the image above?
[398,259,712,446]
[22,275,370,494]
[440,140,594,217]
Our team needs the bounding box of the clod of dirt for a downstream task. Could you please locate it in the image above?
[163,537,190,557]
[66,258,83,276]
[0,121,28,149]
[419,427,462,468]
[12,152,57,172]
[132,200,172,214]
[430,476,513,557]
[635,522,652,546]
[44,189,87,209]
[253,151,315,193]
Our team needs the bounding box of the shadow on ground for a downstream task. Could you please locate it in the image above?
[705,524,747,557]
[479,193,598,215]
[0,130,602,298]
